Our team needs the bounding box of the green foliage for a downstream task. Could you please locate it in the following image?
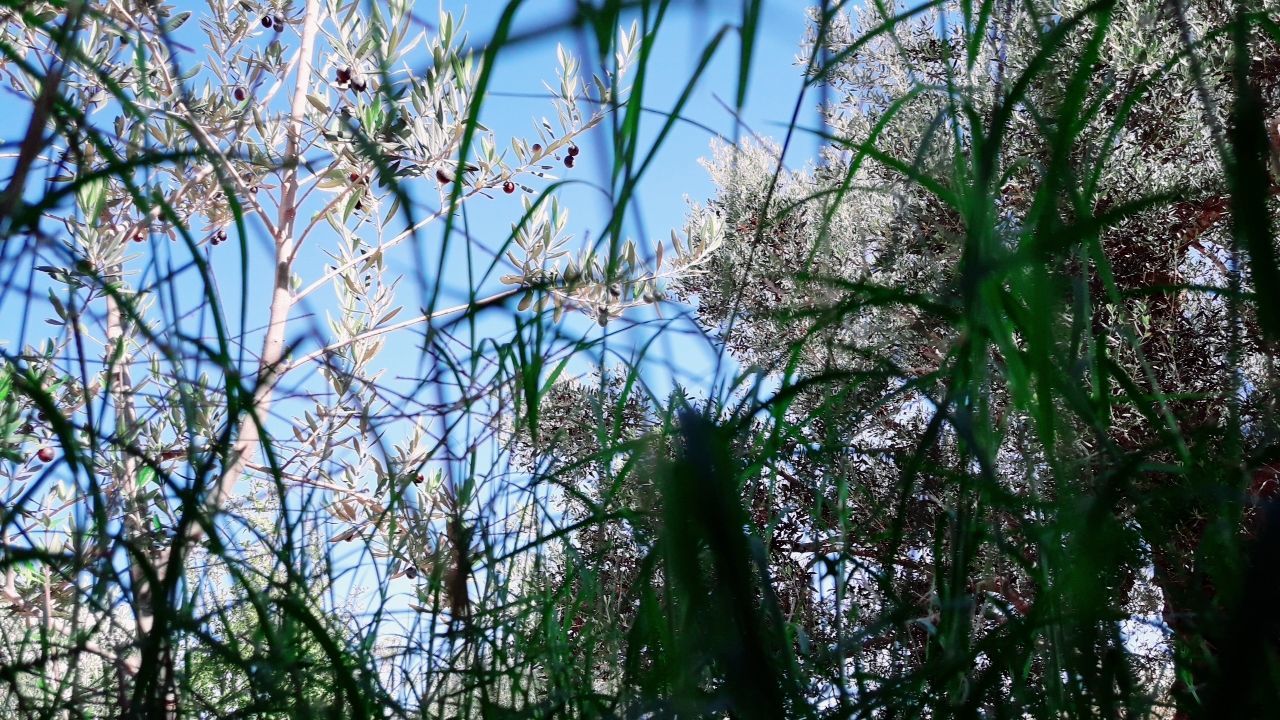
[3,0,1280,718]
[522,0,1280,717]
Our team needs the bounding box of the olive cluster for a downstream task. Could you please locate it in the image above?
[335,66,367,93]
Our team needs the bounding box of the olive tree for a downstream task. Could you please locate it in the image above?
[0,0,714,714]
[519,1,1280,716]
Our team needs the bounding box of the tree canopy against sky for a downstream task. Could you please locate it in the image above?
[522,1,1280,717]
[3,0,1280,718]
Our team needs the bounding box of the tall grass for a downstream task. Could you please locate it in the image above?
[1,0,1278,718]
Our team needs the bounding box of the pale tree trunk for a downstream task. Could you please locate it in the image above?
[138,2,321,714]
[106,270,181,717]
[103,261,174,716]
[209,0,320,517]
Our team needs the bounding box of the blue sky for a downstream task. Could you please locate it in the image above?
[0,0,827,556]
[432,0,826,394]
[0,0,832,652]
[1,0,825,391]
[0,1,832,503]
[444,0,823,235]
[0,0,829,532]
